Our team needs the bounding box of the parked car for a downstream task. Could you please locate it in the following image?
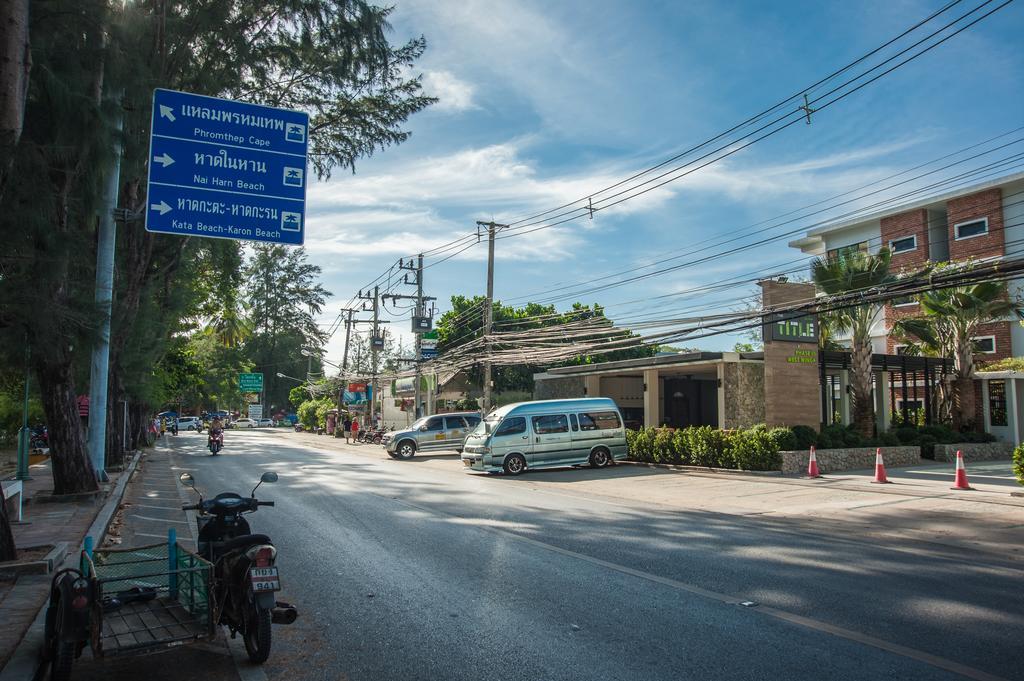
[177,416,202,431]
[234,418,257,428]
[461,398,627,475]
[257,418,274,427]
[383,412,482,459]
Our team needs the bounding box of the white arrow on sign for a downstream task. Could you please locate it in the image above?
[150,201,172,216]
[153,153,174,168]
[159,105,175,122]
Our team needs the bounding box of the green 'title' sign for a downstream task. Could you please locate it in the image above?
[763,313,819,343]
[239,372,264,392]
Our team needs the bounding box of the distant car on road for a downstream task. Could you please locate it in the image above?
[383,411,482,459]
[177,416,201,431]
[234,418,257,428]
[256,418,274,427]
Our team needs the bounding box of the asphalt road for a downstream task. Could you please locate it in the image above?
[169,429,1024,681]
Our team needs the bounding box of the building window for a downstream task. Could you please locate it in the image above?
[972,335,996,354]
[827,241,868,262]
[889,235,917,254]
[954,217,988,241]
[989,380,1007,427]
[892,296,917,308]
[893,344,909,355]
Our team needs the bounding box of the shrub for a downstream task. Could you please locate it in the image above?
[876,431,901,447]
[627,428,654,462]
[1014,443,1024,487]
[894,427,920,445]
[729,428,782,471]
[917,434,938,459]
[683,426,729,467]
[768,427,798,452]
[653,427,677,464]
[791,425,818,450]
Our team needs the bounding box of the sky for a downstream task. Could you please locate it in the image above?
[303,0,1024,365]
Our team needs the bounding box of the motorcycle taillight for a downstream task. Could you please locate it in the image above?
[246,544,276,567]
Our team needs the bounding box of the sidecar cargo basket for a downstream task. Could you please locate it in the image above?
[84,542,215,656]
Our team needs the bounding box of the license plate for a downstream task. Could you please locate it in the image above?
[249,567,281,592]
[462,459,472,467]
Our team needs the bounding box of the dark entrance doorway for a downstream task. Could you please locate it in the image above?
[663,377,718,428]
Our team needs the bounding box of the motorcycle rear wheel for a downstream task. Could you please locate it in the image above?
[243,601,272,663]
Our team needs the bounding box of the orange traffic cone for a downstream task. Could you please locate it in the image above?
[871,448,891,484]
[950,450,974,490]
[807,446,821,478]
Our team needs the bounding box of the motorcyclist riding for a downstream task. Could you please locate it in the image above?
[208,416,225,455]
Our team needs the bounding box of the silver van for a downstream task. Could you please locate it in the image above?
[461,398,627,475]
[383,411,482,459]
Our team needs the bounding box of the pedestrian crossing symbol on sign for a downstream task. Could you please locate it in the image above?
[285,123,306,143]
[281,212,302,232]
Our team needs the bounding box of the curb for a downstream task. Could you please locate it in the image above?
[0,450,142,681]
[620,460,784,476]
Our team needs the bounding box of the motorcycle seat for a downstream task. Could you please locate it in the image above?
[221,534,273,552]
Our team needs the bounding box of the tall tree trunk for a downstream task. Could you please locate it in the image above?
[951,337,976,431]
[0,483,15,561]
[34,357,98,495]
[0,0,30,202]
[850,335,875,438]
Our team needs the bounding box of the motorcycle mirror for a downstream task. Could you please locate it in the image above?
[251,471,278,497]
[179,473,195,487]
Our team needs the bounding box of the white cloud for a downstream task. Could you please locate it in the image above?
[421,71,478,112]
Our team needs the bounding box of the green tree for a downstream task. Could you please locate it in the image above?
[812,248,894,437]
[244,244,331,409]
[892,270,1024,430]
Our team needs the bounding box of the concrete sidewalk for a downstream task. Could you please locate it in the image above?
[0,460,130,672]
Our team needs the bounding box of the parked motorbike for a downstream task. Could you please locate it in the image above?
[208,429,224,456]
[179,471,297,664]
[370,428,389,445]
[29,425,48,450]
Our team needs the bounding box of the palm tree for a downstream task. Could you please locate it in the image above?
[892,274,1024,430]
[812,248,894,437]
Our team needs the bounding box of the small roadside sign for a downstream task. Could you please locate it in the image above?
[239,373,264,392]
[145,89,309,245]
[248,404,263,420]
[420,348,438,359]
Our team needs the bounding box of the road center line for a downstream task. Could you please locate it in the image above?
[379,490,1010,681]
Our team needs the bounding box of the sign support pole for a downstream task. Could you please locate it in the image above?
[87,100,124,483]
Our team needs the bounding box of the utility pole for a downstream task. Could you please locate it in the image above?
[338,308,355,413]
[357,288,387,424]
[385,255,435,419]
[476,221,504,413]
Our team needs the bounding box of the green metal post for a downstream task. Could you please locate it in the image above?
[16,345,31,481]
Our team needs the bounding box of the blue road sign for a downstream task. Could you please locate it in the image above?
[145,88,309,245]
[420,348,439,359]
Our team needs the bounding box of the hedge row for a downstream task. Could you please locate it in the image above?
[626,425,786,471]
[626,422,998,470]
[802,423,994,458]
[1014,443,1024,487]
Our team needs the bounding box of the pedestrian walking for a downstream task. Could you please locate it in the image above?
[159,418,166,438]
[343,414,352,443]
[351,418,359,444]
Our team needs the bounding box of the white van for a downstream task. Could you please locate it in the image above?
[461,398,627,475]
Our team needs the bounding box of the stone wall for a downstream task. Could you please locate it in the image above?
[533,375,585,401]
[721,363,765,429]
[780,446,921,474]
[933,442,1014,463]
